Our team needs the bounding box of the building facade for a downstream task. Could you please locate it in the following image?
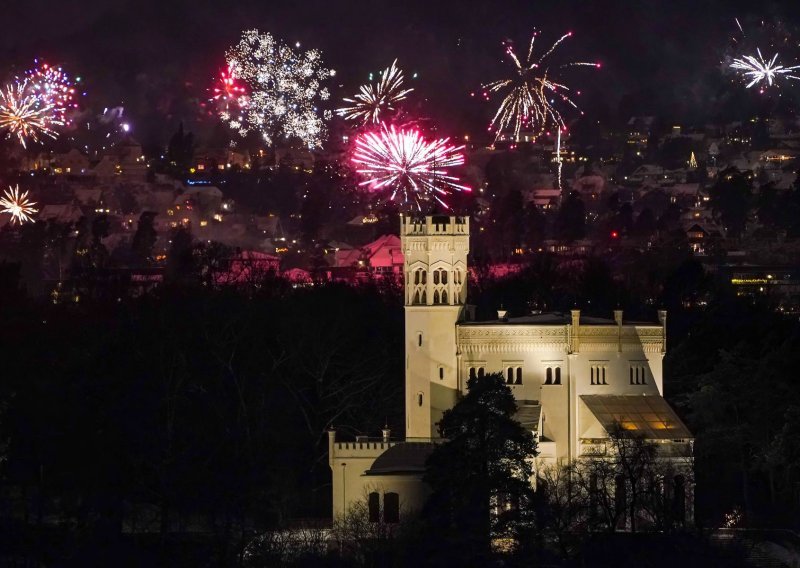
[329,215,692,523]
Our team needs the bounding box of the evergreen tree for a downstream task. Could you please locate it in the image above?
[424,373,537,563]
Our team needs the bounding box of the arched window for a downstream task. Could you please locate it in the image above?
[602,367,606,385]
[442,270,448,285]
[433,270,440,285]
[439,367,444,380]
[590,367,595,385]
[630,368,634,385]
[477,367,485,379]
[469,367,476,380]
[418,333,422,347]
[368,492,380,523]
[641,368,647,384]
[413,290,420,305]
[421,270,427,284]
[421,290,427,304]
[433,290,440,305]
[506,367,513,384]
[414,271,420,285]
[417,392,424,407]
[441,290,448,304]
[554,367,561,385]
[545,367,553,385]
[515,367,522,385]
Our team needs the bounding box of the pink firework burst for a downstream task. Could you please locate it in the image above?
[352,124,470,210]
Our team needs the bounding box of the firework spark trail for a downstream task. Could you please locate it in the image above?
[338,59,414,125]
[730,48,800,89]
[222,29,335,148]
[0,185,37,224]
[352,124,470,210]
[0,80,61,148]
[482,30,599,143]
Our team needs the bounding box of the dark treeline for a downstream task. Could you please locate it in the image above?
[0,278,403,565]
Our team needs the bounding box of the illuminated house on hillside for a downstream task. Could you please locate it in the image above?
[328,215,693,529]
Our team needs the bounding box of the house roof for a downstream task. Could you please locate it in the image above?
[581,395,692,440]
[364,442,436,476]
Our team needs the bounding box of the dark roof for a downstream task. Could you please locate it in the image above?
[460,311,658,327]
[581,395,693,440]
[364,443,436,476]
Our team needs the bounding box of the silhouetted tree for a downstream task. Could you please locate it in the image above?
[424,373,537,563]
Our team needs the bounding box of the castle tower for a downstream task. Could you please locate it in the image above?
[401,215,469,439]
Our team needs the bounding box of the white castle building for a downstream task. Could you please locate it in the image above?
[329,215,692,523]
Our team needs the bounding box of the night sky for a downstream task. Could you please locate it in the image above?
[3,0,800,145]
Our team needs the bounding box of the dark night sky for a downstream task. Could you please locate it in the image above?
[3,0,800,145]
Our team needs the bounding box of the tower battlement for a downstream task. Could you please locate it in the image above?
[401,215,469,236]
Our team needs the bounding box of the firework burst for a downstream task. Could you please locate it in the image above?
[352,124,470,210]
[222,30,335,148]
[482,30,599,142]
[0,185,37,224]
[726,17,800,94]
[0,80,61,148]
[730,49,800,89]
[210,63,248,125]
[26,60,79,124]
[337,59,414,125]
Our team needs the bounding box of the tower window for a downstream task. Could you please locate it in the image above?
[545,367,553,385]
[630,365,647,385]
[554,367,561,385]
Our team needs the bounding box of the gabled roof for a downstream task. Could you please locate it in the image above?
[581,395,692,440]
